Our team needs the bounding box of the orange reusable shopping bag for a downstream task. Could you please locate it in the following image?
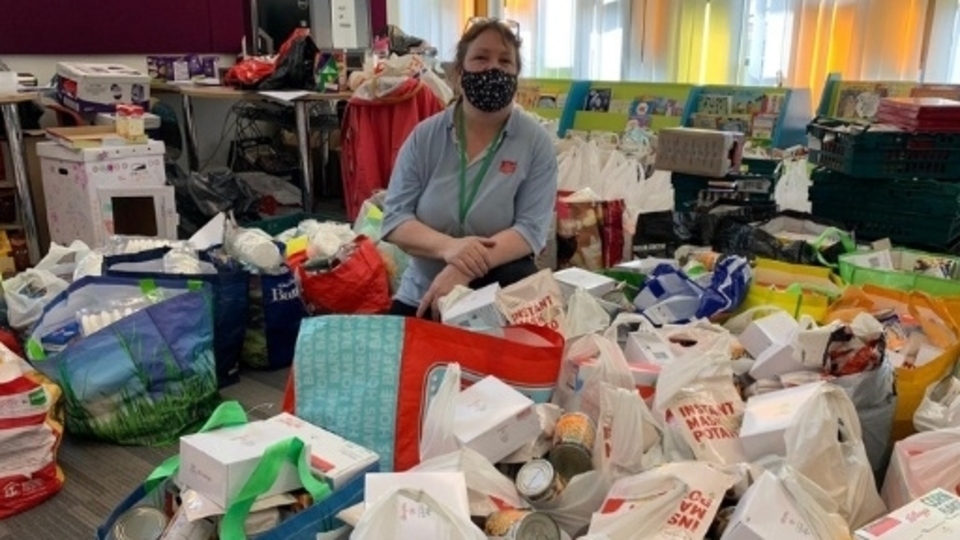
[826,285,960,440]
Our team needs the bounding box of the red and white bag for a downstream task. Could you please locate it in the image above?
[594,383,663,479]
[0,344,64,518]
[655,347,746,465]
[496,269,567,333]
[587,461,739,540]
[882,427,960,511]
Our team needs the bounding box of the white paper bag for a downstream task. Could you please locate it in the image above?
[496,269,566,334]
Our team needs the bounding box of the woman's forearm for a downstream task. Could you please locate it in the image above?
[486,228,534,268]
[384,219,455,260]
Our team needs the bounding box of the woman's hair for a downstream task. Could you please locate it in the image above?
[454,19,523,73]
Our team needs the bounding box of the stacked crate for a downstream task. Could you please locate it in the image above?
[808,98,960,250]
[671,157,781,219]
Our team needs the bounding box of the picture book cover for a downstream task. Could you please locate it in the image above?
[585,88,612,112]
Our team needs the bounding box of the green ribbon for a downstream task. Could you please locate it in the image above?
[456,104,505,229]
[143,401,249,493]
[140,401,332,539]
[809,227,855,268]
[219,437,332,540]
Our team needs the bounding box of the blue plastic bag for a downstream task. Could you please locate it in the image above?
[634,256,751,325]
[26,276,220,445]
[103,246,248,387]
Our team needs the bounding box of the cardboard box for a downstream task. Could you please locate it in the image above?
[655,127,745,178]
[739,382,825,462]
[263,413,379,489]
[856,488,960,539]
[554,267,617,300]
[453,376,541,464]
[36,141,176,247]
[441,283,507,330]
[179,421,310,508]
[624,331,676,367]
[722,471,817,539]
[55,62,150,113]
[749,342,805,381]
[739,311,800,359]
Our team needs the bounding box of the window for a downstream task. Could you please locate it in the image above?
[741,0,794,86]
[506,0,628,80]
[390,0,472,61]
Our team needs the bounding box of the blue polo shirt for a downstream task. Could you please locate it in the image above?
[382,105,558,307]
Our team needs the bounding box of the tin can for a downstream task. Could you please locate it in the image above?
[549,412,596,480]
[516,459,566,505]
[112,506,169,540]
[485,509,561,540]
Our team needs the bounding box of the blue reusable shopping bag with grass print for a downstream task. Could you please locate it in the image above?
[26,276,219,445]
[102,246,248,387]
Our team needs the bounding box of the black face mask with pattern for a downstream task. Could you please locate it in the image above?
[460,68,518,113]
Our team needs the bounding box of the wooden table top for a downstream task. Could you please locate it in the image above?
[150,82,351,102]
[0,92,38,105]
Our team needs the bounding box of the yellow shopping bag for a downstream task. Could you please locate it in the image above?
[826,285,960,441]
[737,259,845,323]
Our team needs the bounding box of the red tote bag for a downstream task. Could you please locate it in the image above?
[283,316,564,471]
[289,236,391,315]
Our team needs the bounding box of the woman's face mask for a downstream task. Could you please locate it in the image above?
[460,67,518,113]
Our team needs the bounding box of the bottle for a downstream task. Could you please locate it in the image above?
[9,235,29,272]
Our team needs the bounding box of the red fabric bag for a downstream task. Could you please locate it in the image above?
[282,317,564,471]
[289,236,391,315]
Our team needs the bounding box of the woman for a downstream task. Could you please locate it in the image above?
[382,19,558,318]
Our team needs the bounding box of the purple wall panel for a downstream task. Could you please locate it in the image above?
[0,0,245,55]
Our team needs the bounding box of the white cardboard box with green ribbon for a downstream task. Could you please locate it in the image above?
[180,420,312,509]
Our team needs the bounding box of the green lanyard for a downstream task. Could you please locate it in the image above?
[457,104,505,228]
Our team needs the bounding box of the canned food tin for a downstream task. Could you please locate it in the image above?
[553,412,597,450]
[516,459,566,504]
[485,509,562,540]
[112,506,169,540]
[550,412,597,480]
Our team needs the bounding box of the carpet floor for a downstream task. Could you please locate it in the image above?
[0,368,290,539]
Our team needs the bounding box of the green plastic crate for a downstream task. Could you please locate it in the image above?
[808,118,960,179]
[247,212,344,237]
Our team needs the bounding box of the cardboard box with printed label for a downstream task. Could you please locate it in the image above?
[856,488,960,540]
[56,62,150,113]
[263,413,378,489]
[37,141,176,248]
[739,382,825,462]
[179,421,310,508]
[441,283,506,330]
[454,376,541,464]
